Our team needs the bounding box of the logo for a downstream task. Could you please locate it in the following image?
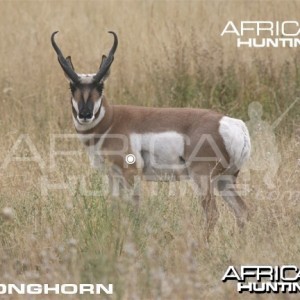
[0,284,113,295]
[221,21,300,47]
[222,266,300,293]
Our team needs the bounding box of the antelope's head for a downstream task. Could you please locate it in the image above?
[51,31,118,125]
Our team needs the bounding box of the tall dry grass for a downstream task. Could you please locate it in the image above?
[0,1,300,299]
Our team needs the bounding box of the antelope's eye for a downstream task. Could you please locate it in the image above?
[69,83,76,94]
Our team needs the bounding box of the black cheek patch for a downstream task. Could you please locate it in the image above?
[96,83,104,95]
[69,83,76,94]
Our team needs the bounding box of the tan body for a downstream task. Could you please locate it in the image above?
[77,99,226,173]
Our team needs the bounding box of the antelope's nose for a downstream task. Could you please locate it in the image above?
[79,110,93,120]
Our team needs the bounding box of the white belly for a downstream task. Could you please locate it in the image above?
[130,131,188,180]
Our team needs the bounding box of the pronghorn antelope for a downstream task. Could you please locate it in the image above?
[51,31,251,238]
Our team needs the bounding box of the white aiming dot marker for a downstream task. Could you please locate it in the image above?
[125,154,136,164]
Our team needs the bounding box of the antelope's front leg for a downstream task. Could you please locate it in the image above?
[123,167,142,208]
[109,164,141,208]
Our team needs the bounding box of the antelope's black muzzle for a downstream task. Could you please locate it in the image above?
[78,110,93,120]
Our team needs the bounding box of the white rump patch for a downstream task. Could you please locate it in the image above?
[219,116,251,171]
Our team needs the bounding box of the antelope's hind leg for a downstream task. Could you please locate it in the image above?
[190,163,220,241]
[216,173,248,228]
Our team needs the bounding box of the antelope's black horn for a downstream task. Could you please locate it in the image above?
[93,31,118,83]
[51,31,80,84]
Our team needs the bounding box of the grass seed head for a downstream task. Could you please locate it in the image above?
[1,207,15,221]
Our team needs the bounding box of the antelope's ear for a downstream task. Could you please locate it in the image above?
[98,55,110,82]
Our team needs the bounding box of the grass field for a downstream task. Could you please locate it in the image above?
[0,0,300,299]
